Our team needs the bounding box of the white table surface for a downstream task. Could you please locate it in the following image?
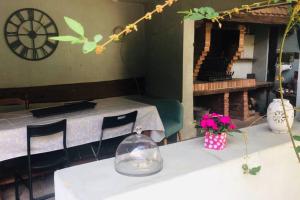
[54,122,300,200]
[0,97,165,162]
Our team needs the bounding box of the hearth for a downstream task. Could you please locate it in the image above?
[198,71,234,82]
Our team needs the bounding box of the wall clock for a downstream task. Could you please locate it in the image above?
[4,8,59,61]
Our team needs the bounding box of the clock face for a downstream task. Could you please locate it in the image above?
[4,8,59,61]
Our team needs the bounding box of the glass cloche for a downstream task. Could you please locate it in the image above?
[114,128,163,177]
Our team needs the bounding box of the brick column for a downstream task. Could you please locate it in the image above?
[242,91,249,120]
[224,92,229,116]
[229,91,249,120]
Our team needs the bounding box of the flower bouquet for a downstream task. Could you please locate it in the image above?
[198,113,236,150]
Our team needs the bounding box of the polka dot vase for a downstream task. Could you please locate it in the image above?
[204,132,227,150]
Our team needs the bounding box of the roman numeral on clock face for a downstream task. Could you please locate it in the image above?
[40,47,49,56]
[20,46,29,58]
[6,31,18,37]
[28,9,34,21]
[32,49,39,60]
[10,40,22,50]
[15,12,25,23]
[45,41,56,49]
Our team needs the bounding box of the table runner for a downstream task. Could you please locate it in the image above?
[0,97,165,162]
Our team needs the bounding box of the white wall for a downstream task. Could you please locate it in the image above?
[232,35,255,79]
[0,0,146,88]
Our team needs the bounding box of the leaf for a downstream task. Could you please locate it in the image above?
[295,146,300,153]
[193,8,199,12]
[186,13,205,20]
[293,135,300,141]
[249,166,261,175]
[64,17,85,37]
[233,129,243,133]
[242,164,248,171]
[50,35,79,42]
[71,39,85,44]
[82,41,97,54]
[177,11,191,14]
[94,34,103,43]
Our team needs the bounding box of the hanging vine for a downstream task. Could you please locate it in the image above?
[278,0,300,162]
[50,0,178,54]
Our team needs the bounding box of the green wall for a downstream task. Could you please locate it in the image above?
[0,0,146,88]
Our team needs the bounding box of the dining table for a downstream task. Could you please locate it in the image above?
[54,122,300,200]
[0,96,165,162]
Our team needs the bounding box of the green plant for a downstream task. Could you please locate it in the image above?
[50,17,103,54]
[178,7,219,20]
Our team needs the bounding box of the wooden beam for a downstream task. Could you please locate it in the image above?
[225,15,288,25]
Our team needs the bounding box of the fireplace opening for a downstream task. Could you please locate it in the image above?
[197,28,240,82]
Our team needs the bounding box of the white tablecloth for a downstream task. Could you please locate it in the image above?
[0,97,165,162]
[54,123,300,200]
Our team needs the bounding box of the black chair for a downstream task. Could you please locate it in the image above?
[92,111,138,160]
[15,119,70,200]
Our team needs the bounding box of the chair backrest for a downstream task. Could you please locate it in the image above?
[27,119,67,159]
[93,111,137,160]
[102,111,138,132]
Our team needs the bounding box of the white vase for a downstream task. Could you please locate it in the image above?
[267,99,294,133]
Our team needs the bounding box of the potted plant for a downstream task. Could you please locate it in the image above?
[198,113,236,150]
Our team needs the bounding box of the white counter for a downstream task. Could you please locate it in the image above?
[55,123,300,200]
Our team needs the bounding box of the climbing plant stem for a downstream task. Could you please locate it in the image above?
[278,1,300,163]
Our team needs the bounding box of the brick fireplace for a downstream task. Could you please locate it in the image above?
[193,22,272,121]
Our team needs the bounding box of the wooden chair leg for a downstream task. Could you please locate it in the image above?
[163,138,168,145]
[177,132,183,142]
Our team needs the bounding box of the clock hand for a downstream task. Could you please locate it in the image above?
[32,38,36,49]
[30,20,34,31]
[23,27,30,33]
[35,24,43,32]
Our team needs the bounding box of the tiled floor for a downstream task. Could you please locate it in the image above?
[2,175,55,200]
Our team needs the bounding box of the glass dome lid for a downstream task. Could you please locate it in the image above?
[114,128,163,177]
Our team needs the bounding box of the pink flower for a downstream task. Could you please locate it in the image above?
[212,125,218,130]
[200,119,207,128]
[229,124,236,130]
[220,116,231,124]
[202,114,209,119]
[206,119,217,128]
[211,113,220,117]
